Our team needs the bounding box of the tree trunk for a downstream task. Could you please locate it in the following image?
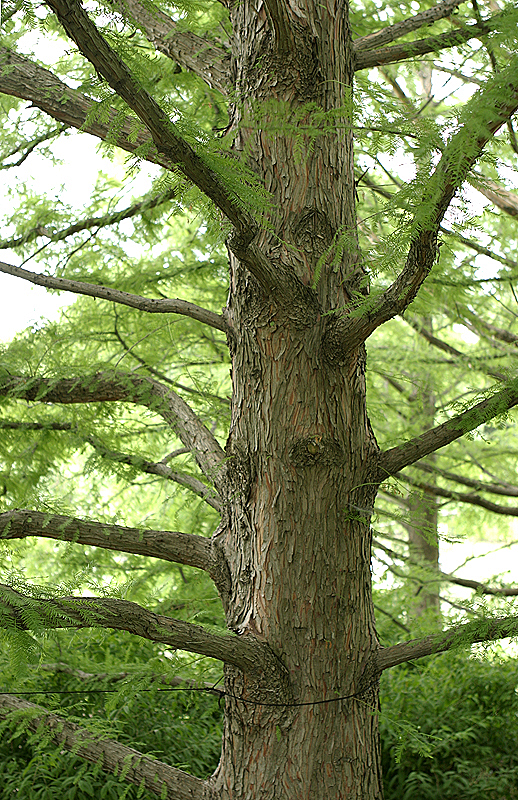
[211,2,383,795]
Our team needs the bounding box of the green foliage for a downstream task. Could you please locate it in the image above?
[381,650,518,800]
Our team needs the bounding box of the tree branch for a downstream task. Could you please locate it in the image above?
[0,261,227,333]
[0,583,265,673]
[377,615,518,671]
[0,124,67,169]
[462,306,518,346]
[0,421,222,510]
[0,188,178,250]
[404,476,518,516]
[44,0,256,233]
[405,315,507,381]
[376,380,518,479]
[354,13,506,71]
[0,372,225,482]
[115,0,231,96]
[354,0,464,52]
[0,45,302,304]
[470,173,518,218]
[374,535,518,596]
[84,436,222,511]
[0,47,170,168]
[0,509,230,601]
[0,509,211,569]
[335,55,518,355]
[0,694,209,800]
[412,461,518,498]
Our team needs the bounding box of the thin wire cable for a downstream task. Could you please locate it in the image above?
[0,685,366,707]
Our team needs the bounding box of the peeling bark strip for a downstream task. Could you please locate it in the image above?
[0,372,224,481]
[0,694,209,800]
[0,261,227,332]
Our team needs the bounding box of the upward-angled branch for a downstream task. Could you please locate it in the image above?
[0,188,178,250]
[0,694,207,800]
[0,48,169,168]
[45,0,255,234]
[0,43,304,305]
[377,615,518,672]
[0,584,266,673]
[376,380,518,479]
[44,0,312,306]
[354,0,464,52]
[0,261,227,333]
[354,13,506,71]
[115,0,231,95]
[334,55,518,356]
[0,372,225,482]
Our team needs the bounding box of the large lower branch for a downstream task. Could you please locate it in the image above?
[377,615,518,671]
[376,380,518,478]
[0,371,225,482]
[0,261,227,333]
[0,694,209,800]
[0,584,265,673]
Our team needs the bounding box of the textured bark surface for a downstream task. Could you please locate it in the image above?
[207,1,383,796]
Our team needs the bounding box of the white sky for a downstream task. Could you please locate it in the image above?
[0,132,102,342]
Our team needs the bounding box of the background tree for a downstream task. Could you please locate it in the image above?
[1,0,518,798]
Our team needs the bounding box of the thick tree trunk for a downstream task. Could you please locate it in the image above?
[211,2,383,796]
